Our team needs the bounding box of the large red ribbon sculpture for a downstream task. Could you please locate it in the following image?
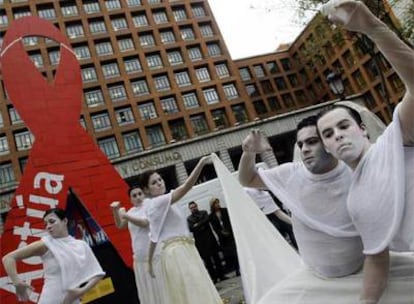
[0,17,131,303]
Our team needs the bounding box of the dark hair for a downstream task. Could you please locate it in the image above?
[296,115,318,134]
[188,201,196,208]
[316,105,363,126]
[128,184,143,197]
[138,170,157,189]
[43,208,66,220]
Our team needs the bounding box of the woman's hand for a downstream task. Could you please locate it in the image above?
[242,129,272,153]
[110,201,121,209]
[63,287,83,304]
[14,281,33,302]
[118,207,127,220]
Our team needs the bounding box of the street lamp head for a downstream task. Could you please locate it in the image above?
[326,71,345,99]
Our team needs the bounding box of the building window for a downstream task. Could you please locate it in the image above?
[132,14,148,27]
[153,10,168,24]
[353,70,366,89]
[223,83,239,100]
[146,125,166,147]
[123,57,142,74]
[191,5,206,18]
[105,0,121,11]
[23,36,38,46]
[167,50,183,65]
[154,75,171,92]
[118,37,134,52]
[0,136,9,155]
[115,107,135,126]
[108,84,127,102]
[175,71,191,87]
[8,107,22,125]
[112,17,128,31]
[83,2,101,14]
[146,53,163,70]
[95,41,113,56]
[280,58,292,71]
[84,89,104,107]
[81,67,98,83]
[190,114,208,135]
[267,61,279,74]
[268,97,282,111]
[29,53,43,67]
[98,137,120,159]
[260,80,274,94]
[232,104,248,123]
[173,7,187,21]
[160,30,176,44]
[253,65,265,78]
[0,163,15,186]
[138,102,157,120]
[195,67,210,83]
[73,45,91,60]
[14,130,34,151]
[169,119,188,140]
[187,46,202,61]
[0,113,3,128]
[38,7,56,20]
[282,93,295,108]
[199,23,214,37]
[139,33,155,48]
[148,0,162,4]
[275,77,287,90]
[180,27,195,41]
[245,84,259,97]
[102,62,120,78]
[239,68,251,81]
[288,74,299,87]
[207,43,221,57]
[160,97,179,113]
[123,132,143,153]
[212,109,228,129]
[14,9,31,19]
[389,74,404,93]
[253,100,268,115]
[61,4,78,17]
[66,24,84,39]
[131,79,150,96]
[127,0,142,7]
[91,112,112,131]
[89,20,107,34]
[182,92,199,109]
[203,88,219,104]
[215,63,230,79]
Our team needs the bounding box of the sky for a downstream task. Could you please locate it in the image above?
[207,0,314,60]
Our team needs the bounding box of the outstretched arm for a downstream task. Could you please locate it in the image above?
[171,155,212,204]
[322,0,414,144]
[110,202,127,229]
[238,129,271,188]
[274,210,292,226]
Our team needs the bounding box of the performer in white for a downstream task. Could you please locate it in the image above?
[110,185,160,304]
[317,0,414,302]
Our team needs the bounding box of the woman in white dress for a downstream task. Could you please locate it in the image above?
[110,185,160,304]
[141,155,222,304]
[2,208,105,304]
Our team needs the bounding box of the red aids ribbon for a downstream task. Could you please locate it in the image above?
[0,17,131,303]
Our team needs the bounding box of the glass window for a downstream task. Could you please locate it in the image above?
[83,2,101,14]
[203,88,219,104]
[182,92,199,109]
[199,23,214,37]
[146,125,166,147]
[191,5,206,18]
[148,0,162,4]
[0,163,15,186]
[91,112,112,131]
[98,137,120,159]
[14,130,34,151]
[153,10,168,24]
[61,4,78,17]
[275,77,287,90]
[29,53,43,67]
[212,109,228,128]
[38,7,56,20]
[14,9,31,19]
[187,46,202,61]
[167,50,183,65]
[267,61,279,74]
[115,107,135,125]
[123,57,142,74]
[169,120,188,141]
[84,89,104,107]
[215,63,230,78]
[73,45,91,60]
[112,17,128,31]
[160,97,179,113]
[232,104,248,123]
[139,33,155,48]
[22,36,38,46]
[195,67,210,83]
[190,114,208,135]
[132,14,148,27]
[160,30,176,44]
[154,75,171,92]
[223,84,239,100]
[8,107,22,125]
[81,67,98,83]
[95,41,113,56]
[118,37,134,52]
[280,58,292,71]
[102,62,120,78]
[131,79,150,96]
[108,84,127,101]
[0,113,3,128]
[127,0,142,7]
[173,7,187,21]
[138,102,157,120]
[174,71,191,87]
[245,84,258,97]
[123,132,143,153]
[253,65,265,78]
[89,20,107,34]
[146,53,163,70]
[0,136,9,155]
[268,97,281,111]
[105,0,121,10]
[0,12,9,27]
[180,27,195,40]
[66,24,84,39]
[207,43,221,57]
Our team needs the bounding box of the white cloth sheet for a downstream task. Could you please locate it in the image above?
[244,187,279,215]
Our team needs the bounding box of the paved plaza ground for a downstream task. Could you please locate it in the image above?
[216,272,245,304]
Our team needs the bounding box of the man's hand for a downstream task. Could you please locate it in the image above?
[14,281,33,302]
[242,129,272,153]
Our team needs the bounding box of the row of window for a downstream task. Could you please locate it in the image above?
[238,58,293,82]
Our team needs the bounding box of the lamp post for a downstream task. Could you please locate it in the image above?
[326,71,345,100]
